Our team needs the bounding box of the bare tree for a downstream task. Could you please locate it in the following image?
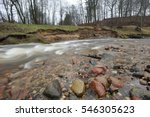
[106,0,117,18]
[85,0,98,22]
[2,0,14,22]
[52,0,56,25]
[59,0,64,25]
[10,0,26,23]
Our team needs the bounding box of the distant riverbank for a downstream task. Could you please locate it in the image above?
[0,23,150,45]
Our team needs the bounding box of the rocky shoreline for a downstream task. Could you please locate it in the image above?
[0,39,150,100]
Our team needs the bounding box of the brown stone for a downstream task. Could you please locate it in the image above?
[0,86,6,99]
[71,79,85,97]
[108,77,124,88]
[96,76,110,89]
[90,80,106,98]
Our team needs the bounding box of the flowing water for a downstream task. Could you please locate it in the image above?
[0,38,149,72]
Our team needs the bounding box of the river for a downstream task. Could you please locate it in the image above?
[0,38,148,71]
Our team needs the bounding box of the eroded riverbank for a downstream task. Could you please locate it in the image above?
[0,38,150,100]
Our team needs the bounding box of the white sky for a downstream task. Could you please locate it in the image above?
[66,0,78,5]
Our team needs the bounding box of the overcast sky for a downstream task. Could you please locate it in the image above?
[66,0,79,5]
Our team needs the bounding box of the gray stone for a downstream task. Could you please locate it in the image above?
[130,66,140,73]
[100,53,114,61]
[129,87,150,100]
[43,79,62,99]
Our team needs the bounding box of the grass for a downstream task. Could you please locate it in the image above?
[0,22,82,36]
[112,26,150,38]
[0,22,93,44]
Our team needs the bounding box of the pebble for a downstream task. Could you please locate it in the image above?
[113,65,123,70]
[43,79,62,99]
[131,96,141,100]
[61,95,66,100]
[96,76,110,89]
[146,65,150,69]
[0,86,6,99]
[100,53,114,61]
[64,92,69,97]
[71,79,85,97]
[108,77,124,88]
[125,97,130,100]
[91,67,106,76]
[146,87,150,91]
[109,85,119,94]
[111,70,118,75]
[139,79,148,85]
[129,87,150,100]
[90,80,106,98]
[33,90,37,94]
[144,72,150,80]
[145,65,150,73]
[132,72,144,79]
[62,88,68,92]
[130,66,140,73]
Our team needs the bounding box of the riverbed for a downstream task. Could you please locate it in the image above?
[0,38,150,100]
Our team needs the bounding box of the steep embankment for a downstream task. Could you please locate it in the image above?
[0,23,116,44]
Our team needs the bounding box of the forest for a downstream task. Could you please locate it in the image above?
[0,0,150,25]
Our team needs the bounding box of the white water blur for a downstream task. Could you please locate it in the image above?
[0,38,126,65]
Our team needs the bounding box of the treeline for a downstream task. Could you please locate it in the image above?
[0,0,150,25]
[0,0,79,25]
[85,0,150,23]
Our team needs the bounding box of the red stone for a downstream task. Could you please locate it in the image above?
[131,96,142,100]
[91,67,106,76]
[17,89,28,100]
[90,80,106,98]
[108,77,124,88]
